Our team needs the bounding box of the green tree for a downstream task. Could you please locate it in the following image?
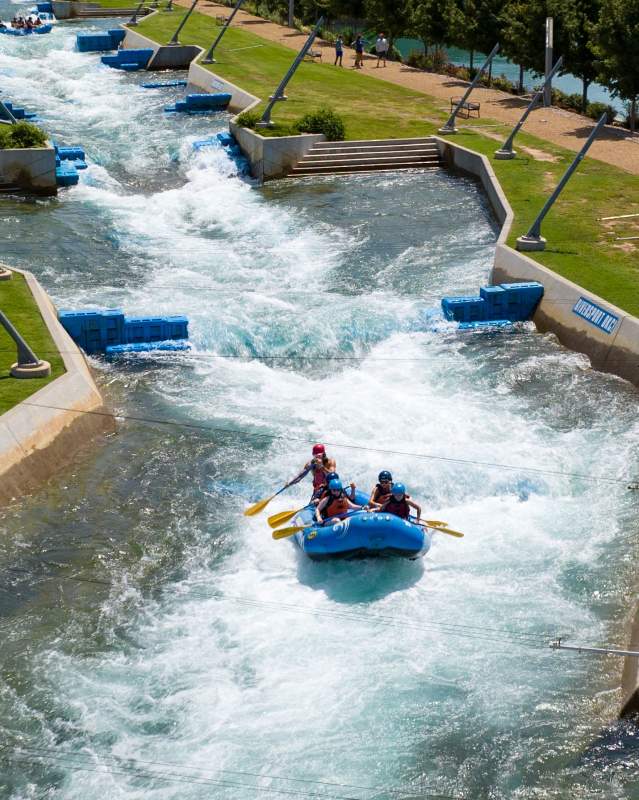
[500,0,549,76]
[551,0,600,111]
[593,0,639,131]
[363,0,411,47]
[449,0,479,68]
[407,0,456,52]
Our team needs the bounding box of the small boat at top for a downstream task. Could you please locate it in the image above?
[291,489,430,560]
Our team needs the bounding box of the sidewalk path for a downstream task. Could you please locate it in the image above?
[182,0,639,174]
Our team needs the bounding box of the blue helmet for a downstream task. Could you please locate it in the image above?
[328,478,343,492]
[391,482,406,498]
[378,470,392,482]
[325,471,339,484]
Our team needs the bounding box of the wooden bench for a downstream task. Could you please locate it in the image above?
[304,49,322,62]
[450,97,481,118]
[215,14,229,24]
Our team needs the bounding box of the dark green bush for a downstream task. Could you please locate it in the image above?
[293,107,346,141]
[586,101,617,124]
[235,110,261,129]
[0,121,47,150]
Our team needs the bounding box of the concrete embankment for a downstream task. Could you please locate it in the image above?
[0,267,113,505]
[0,146,57,195]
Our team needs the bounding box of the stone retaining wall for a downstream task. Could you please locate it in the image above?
[0,267,113,505]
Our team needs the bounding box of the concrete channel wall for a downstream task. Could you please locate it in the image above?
[434,136,639,389]
[229,123,324,181]
[0,145,57,195]
[0,267,113,505]
[434,136,639,716]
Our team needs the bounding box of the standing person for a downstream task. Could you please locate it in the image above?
[287,444,336,501]
[354,35,364,69]
[334,35,344,67]
[375,32,389,67]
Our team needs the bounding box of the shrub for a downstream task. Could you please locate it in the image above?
[0,121,47,150]
[586,102,617,124]
[293,107,345,141]
[235,110,261,129]
[430,46,448,73]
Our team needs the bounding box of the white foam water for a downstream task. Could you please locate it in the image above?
[1,9,639,800]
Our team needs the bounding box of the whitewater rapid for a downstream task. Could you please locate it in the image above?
[1,10,639,800]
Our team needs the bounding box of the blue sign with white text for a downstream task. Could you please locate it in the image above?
[572,297,619,334]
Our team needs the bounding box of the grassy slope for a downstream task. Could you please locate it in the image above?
[0,274,65,414]
[136,11,639,316]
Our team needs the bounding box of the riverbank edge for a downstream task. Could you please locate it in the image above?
[121,23,639,712]
[0,266,113,506]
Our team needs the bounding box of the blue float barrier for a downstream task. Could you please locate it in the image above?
[165,92,231,114]
[190,131,250,176]
[141,79,188,89]
[53,143,87,187]
[58,308,189,355]
[441,282,544,325]
[2,101,37,120]
[36,2,53,11]
[77,29,125,52]
[101,48,154,70]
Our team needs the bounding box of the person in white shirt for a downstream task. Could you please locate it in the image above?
[375,33,389,67]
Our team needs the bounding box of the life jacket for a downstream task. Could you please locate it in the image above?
[310,462,327,490]
[383,496,410,519]
[372,483,392,505]
[322,492,350,519]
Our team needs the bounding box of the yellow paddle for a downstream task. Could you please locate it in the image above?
[272,525,308,540]
[267,507,304,528]
[419,522,464,538]
[243,484,292,517]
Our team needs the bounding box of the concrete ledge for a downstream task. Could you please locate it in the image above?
[0,146,57,195]
[0,265,114,505]
[229,123,324,181]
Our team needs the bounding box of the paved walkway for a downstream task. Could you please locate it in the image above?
[182,0,639,174]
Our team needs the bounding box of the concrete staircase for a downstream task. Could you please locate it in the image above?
[289,137,443,177]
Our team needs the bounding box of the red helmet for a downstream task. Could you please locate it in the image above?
[312,444,325,456]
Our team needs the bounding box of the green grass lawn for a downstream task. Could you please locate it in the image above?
[136,10,639,316]
[0,273,65,414]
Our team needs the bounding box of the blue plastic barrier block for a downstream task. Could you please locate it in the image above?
[184,93,231,110]
[106,340,191,355]
[77,33,114,52]
[141,79,187,89]
[234,157,251,176]
[441,296,486,322]
[112,48,153,67]
[100,54,119,66]
[480,285,507,315]
[216,131,235,147]
[500,282,544,321]
[55,163,79,187]
[192,137,216,150]
[56,145,85,161]
[36,1,53,11]
[162,315,189,339]
[108,28,126,45]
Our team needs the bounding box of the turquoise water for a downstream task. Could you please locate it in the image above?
[2,9,639,800]
[394,38,625,116]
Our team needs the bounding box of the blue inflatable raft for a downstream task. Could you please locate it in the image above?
[291,490,430,560]
[0,23,52,35]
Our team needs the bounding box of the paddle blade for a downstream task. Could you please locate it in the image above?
[272,525,307,540]
[267,508,299,528]
[430,526,464,538]
[425,520,449,528]
[244,495,275,517]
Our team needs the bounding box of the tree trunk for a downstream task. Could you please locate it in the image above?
[632,98,637,134]
[470,49,474,70]
[518,64,524,94]
[488,60,492,86]
[581,80,589,114]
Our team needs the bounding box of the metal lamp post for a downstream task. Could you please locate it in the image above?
[516,113,607,251]
[256,17,323,128]
[202,0,244,64]
[439,43,500,134]
[0,310,51,378]
[494,56,563,159]
[168,0,198,45]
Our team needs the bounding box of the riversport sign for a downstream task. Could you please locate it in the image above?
[572,297,619,334]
